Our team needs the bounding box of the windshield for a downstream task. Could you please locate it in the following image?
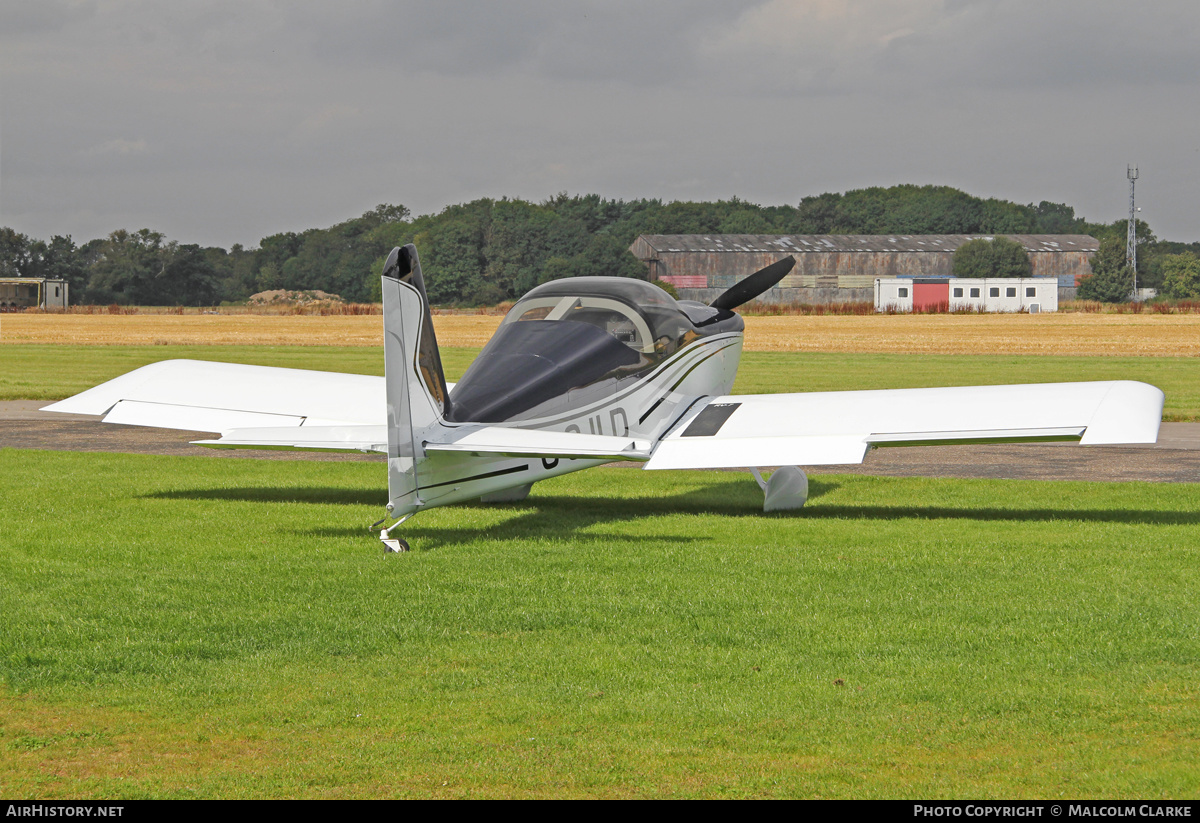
[502,277,691,352]
[446,277,740,423]
[503,294,657,353]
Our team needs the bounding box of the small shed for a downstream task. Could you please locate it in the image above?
[875,278,1059,313]
[0,278,69,311]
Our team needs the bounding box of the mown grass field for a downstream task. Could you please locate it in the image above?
[1,450,1198,798]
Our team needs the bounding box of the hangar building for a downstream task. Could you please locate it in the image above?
[0,277,69,311]
[629,234,1098,305]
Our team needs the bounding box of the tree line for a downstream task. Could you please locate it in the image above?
[3,185,1199,306]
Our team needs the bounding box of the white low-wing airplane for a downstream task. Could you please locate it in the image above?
[45,244,1165,550]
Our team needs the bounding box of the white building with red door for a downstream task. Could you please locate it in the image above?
[874,278,1059,313]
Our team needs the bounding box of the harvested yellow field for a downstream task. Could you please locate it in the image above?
[3,311,1200,356]
[742,313,1200,356]
[0,313,504,349]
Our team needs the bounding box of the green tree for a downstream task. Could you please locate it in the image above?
[216,243,258,302]
[17,234,89,293]
[483,199,581,297]
[84,229,170,304]
[256,232,303,277]
[415,211,489,305]
[793,185,1043,236]
[360,203,410,226]
[990,236,1034,278]
[1077,237,1133,302]
[952,238,993,278]
[1159,252,1200,300]
[256,262,283,292]
[718,207,775,234]
[1142,239,1200,291]
[83,231,220,305]
[795,192,841,233]
[538,256,575,285]
[980,199,1036,233]
[0,227,32,277]
[542,193,628,234]
[1032,201,1083,234]
[952,236,1032,278]
[163,244,220,305]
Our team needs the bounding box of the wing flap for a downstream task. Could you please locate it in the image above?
[646,381,1163,470]
[194,425,389,453]
[425,426,653,462]
[104,400,304,432]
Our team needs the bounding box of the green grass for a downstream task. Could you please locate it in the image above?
[5,345,1200,420]
[733,353,1200,422]
[0,344,472,401]
[2,449,1198,798]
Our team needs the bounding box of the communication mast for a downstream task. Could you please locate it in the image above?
[1127,165,1138,296]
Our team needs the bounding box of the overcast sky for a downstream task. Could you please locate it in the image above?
[3,0,1198,247]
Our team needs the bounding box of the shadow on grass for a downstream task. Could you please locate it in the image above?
[146,475,1200,552]
[805,505,1200,526]
[320,478,1200,549]
[147,486,386,506]
[145,475,808,511]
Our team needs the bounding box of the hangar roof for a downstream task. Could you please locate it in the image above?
[633,234,1099,255]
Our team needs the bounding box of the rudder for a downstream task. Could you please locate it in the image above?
[381,244,451,518]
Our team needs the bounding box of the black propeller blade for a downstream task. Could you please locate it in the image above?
[709,256,796,312]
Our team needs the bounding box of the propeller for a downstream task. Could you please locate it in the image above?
[709,255,796,312]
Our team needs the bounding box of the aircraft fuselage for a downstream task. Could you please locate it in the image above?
[404,331,744,512]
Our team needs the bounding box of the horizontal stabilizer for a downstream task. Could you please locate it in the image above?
[425,426,653,462]
[647,381,1163,470]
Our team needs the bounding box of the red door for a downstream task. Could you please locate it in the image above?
[913,282,949,312]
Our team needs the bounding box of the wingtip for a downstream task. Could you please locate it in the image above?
[1079,381,1165,445]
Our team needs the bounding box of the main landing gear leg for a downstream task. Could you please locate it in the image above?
[750,466,809,512]
[372,514,414,552]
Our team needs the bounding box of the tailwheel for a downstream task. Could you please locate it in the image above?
[381,536,410,553]
[374,513,414,552]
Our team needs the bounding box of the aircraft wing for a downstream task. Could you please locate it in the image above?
[41,359,385,431]
[645,381,1164,470]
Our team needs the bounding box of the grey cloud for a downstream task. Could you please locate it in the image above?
[0,0,96,39]
[2,0,1198,246]
[880,1,1200,90]
[286,0,753,85]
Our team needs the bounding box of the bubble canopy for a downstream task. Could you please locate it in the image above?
[446,277,743,423]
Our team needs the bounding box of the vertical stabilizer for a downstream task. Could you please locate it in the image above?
[381,244,451,518]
